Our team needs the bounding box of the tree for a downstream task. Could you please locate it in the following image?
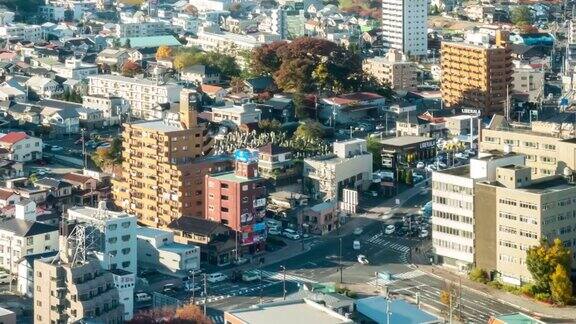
[294,120,324,140]
[366,136,383,169]
[550,264,572,306]
[122,61,142,77]
[174,52,201,70]
[468,268,489,284]
[526,238,571,293]
[293,92,309,120]
[440,281,458,319]
[517,22,539,34]
[230,77,245,93]
[511,6,534,26]
[128,303,211,324]
[258,119,282,132]
[112,38,121,49]
[156,45,173,60]
[174,304,212,324]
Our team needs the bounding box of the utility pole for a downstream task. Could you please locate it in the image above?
[459,277,462,320]
[81,128,86,169]
[339,237,343,284]
[281,265,286,300]
[449,289,453,324]
[203,274,207,315]
[259,260,263,304]
[191,271,196,304]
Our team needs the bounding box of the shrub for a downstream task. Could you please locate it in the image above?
[501,284,521,294]
[468,268,488,284]
[487,280,503,289]
[520,283,536,297]
[346,291,358,298]
[535,292,552,303]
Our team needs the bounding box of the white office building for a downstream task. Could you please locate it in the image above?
[381,0,428,56]
[431,152,525,271]
[87,74,182,120]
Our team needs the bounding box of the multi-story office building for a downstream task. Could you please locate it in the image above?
[270,7,306,39]
[512,62,544,103]
[34,233,124,324]
[113,90,228,228]
[0,23,42,42]
[480,115,576,178]
[475,166,576,285]
[363,49,418,91]
[87,75,182,120]
[303,139,373,202]
[381,0,428,57]
[431,152,525,270]
[441,31,513,116]
[205,155,267,253]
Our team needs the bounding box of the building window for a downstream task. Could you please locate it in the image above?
[221,183,229,189]
[44,234,50,240]
[121,235,130,242]
[221,207,229,212]
[26,237,33,245]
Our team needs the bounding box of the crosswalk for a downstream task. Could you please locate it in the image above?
[260,270,317,284]
[366,270,425,287]
[366,233,411,253]
[208,314,224,324]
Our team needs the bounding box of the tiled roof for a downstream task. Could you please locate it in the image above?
[0,218,58,237]
[0,188,15,200]
[62,172,93,184]
[0,131,28,144]
[168,216,228,236]
[200,84,224,94]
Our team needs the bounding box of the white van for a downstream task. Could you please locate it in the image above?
[206,272,228,283]
[353,240,361,250]
[135,292,151,302]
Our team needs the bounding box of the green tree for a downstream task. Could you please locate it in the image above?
[293,92,309,120]
[469,268,489,284]
[258,119,282,132]
[124,38,131,49]
[405,171,413,185]
[366,136,383,169]
[511,6,534,26]
[294,120,324,140]
[550,264,573,305]
[526,238,571,293]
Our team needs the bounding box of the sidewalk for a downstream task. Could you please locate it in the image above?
[418,265,576,321]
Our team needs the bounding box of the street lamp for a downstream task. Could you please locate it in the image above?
[280,265,286,300]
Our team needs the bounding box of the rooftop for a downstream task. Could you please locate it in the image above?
[437,165,470,177]
[118,35,181,48]
[136,226,171,238]
[68,205,134,221]
[88,74,170,86]
[209,171,261,184]
[490,312,547,324]
[159,242,196,253]
[378,136,435,147]
[130,119,183,133]
[0,131,28,144]
[356,296,440,324]
[169,216,228,236]
[0,218,58,237]
[226,299,352,324]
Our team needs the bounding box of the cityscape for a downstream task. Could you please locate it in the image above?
[1,0,576,323]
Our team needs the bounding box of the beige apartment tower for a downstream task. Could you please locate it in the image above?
[34,227,124,324]
[113,89,224,228]
[441,31,513,116]
[363,49,418,91]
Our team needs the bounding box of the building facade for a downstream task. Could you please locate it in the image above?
[113,90,222,227]
[441,31,513,116]
[205,158,267,254]
[381,0,428,56]
[0,132,42,162]
[87,75,182,120]
[363,49,418,91]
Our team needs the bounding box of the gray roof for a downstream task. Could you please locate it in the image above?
[39,99,83,111]
[35,177,72,189]
[378,135,435,147]
[0,218,58,237]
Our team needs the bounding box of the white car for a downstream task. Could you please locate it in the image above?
[454,152,466,159]
[353,227,363,235]
[384,225,395,235]
[419,229,429,238]
[416,161,425,169]
[184,282,202,292]
[357,255,370,265]
[283,228,301,240]
[353,240,361,250]
[206,272,228,283]
[268,228,281,235]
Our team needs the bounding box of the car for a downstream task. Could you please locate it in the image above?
[419,229,429,238]
[454,152,466,159]
[233,257,249,265]
[353,227,363,235]
[184,282,202,292]
[50,145,63,152]
[135,292,152,302]
[0,273,10,284]
[413,174,424,183]
[283,228,301,240]
[363,191,378,198]
[357,255,370,265]
[268,227,281,235]
[436,161,447,168]
[242,270,261,282]
[384,224,395,235]
[187,268,203,276]
[162,283,177,293]
[416,161,425,169]
[206,272,228,283]
[353,240,361,250]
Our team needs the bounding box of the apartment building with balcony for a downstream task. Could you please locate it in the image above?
[381,0,428,56]
[113,90,226,228]
[480,115,576,178]
[205,157,267,254]
[115,21,167,38]
[475,167,576,285]
[441,31,513,116]
[87,75,182,120]
[363,49,418,91]
[256,143,298,185]
[303,139,373,202]
[34,248,124,324]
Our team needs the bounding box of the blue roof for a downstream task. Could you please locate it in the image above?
[356,297,440,324]
[119,35,182,48]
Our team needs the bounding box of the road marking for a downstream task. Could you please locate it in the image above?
[366,270,425,287]
[260,270,317,284]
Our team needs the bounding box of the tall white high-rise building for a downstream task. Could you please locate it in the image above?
[381,0,428,57]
